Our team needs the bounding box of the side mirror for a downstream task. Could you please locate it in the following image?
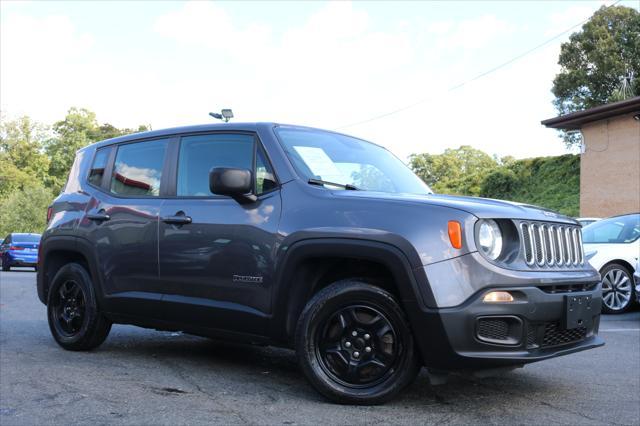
[209,168,257,203]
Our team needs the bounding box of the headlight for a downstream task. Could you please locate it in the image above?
[477,219,503,260]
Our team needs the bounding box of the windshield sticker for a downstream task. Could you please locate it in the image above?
[293,146,345,182]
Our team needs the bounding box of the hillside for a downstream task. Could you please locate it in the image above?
[481,154,580,216]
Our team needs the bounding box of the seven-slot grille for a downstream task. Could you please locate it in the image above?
[520,222,584,268]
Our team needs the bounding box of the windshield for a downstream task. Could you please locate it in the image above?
[276,128,432,195]
[582,214,640,244]
[13,234,41,243]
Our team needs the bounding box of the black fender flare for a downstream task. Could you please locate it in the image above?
[37,235,76,304]
[268,237,436,343]
[37,235,106,307]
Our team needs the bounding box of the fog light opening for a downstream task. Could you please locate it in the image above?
[483,291,514,303]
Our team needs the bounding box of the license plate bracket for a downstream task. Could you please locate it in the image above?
[564,295,593,330]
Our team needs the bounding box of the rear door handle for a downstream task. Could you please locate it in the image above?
[162,214,192,225]
[86,211,110,222]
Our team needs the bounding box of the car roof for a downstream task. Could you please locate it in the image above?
[85,122,267,151]
[9,233,41,237]
[80,122,385,152]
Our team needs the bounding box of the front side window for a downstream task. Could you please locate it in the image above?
[177,134,255,197]
[275,127,432,194]
[583,214,640,244]
[88,147,110,187]
[110,139,168,197]
[255,146,277,194]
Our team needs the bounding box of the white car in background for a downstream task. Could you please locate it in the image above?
[576,217,601,227]
[634,259,640,304]
[583,213,640,314]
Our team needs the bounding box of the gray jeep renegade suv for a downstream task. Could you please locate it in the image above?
[38,123,603,404]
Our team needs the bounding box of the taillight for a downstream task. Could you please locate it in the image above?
[9,246,24,251]
[47,206,53,222]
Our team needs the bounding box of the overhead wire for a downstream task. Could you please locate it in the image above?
[335,0,623,130]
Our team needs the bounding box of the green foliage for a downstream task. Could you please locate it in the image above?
[45,108,99,191]
[45,107,151,192]
[483,155,580,216]
[552,5,640,146]
[480,168,520,200]
[410,147,580,217]
[409,146,498,196]
[0,108,149,234]
[0,157,39,200]
[0,183,54,237]
[0,116,51,185]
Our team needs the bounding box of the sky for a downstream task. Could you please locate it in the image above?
[1,0,638,161]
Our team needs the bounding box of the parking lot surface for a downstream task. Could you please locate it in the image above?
[1,268,639,425]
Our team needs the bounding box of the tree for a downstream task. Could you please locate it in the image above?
[409,146,498,195]
[480,168,520,199]
[0,183,54,236]
[0,115,51,185]
[552,5,640,146]
[45,108,99,191]
[45,107,151,192]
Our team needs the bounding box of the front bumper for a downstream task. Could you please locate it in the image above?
[406,282,603,370]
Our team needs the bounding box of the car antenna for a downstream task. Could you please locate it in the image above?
[209,109,234,123]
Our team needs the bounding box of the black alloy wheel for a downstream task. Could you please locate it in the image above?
[296,280,420,405]
[51,279,86,337]
[316,304,400,388]
[47,263,112,351]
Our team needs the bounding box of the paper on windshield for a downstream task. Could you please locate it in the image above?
[293,146,345,183]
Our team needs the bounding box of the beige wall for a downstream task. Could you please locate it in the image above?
[580,112,640,217]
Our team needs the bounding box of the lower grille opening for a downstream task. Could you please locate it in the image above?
[476,316,522,345]
[537,282,597,294]
[541,322,587,347]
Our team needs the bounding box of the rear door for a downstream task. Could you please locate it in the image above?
[158,132,281,336]
[80,138,171,318]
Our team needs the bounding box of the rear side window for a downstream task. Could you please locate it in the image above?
[88,148,110,187]
[110,139,169,197]
[12,234,40,243]
[177,134,254,197]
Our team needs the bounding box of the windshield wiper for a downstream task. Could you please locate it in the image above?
[308,178,359,190]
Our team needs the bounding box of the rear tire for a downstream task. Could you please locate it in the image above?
[295,280,420,405]
[2,263,9,272]
[47,263,112,350]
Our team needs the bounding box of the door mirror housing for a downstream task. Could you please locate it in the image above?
[209,168,257,203]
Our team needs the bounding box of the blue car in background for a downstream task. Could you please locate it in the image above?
[0,233,41,271]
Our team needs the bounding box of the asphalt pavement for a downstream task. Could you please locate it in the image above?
[1,268,639,425]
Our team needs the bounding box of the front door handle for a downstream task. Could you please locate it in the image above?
[86,211,110,222]
[162,212,192,225]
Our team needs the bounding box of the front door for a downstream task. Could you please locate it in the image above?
[158,133,280,336]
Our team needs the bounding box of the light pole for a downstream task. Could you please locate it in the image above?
[209,109,234,123]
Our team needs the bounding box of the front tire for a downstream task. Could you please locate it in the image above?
[600,263,635,314]
[47,263,112,350]
[295,280,420,405]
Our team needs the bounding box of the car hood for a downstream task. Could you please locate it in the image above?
[334,191,577,223]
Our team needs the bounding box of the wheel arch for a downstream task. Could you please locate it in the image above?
[38,236,104,306]
[600,259,635,276]
[270,238,432,344]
